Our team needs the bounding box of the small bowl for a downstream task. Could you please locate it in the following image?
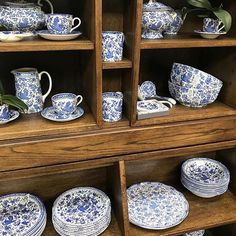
[170,63,223,90]
[168,80,222,108]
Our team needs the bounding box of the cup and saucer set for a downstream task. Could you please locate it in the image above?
[194,17,227,39]
[38,14,82,41]
[41,93,84,122]
[137,80,176,119]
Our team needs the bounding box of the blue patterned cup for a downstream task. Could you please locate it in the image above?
[52,93,83,117]
[0,104,9,120]
[102,31,124,62]
[102,92,123,122]
[46,14,81,34]
[203,18,224,33]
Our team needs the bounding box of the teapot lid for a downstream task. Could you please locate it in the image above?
[4,0,35,8]
[143,0,172,12]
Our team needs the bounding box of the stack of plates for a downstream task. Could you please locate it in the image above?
[52,187,111,236]
[0,193,47,236]
[127,182,189,230]
[181,158,230,198]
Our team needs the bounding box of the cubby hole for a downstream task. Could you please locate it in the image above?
[134,47,236,126]
[124,148,236,235]
[0,51,99,140]
[0,165,124,235]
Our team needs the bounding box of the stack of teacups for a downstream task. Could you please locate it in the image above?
[52,187,111,236]
[0,193,47,236]
[181,158,230,198]
[168,63,223,107]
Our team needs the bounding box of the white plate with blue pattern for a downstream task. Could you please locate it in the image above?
[41,106,84,122]
[38,30,82,41]
[127,182,189,230]
[0,110,19,125]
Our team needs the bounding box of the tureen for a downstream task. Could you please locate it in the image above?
[0,0,54,32]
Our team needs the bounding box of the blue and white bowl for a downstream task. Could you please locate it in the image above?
[168,80,222,108]
[170,63,223,89]
[102,31,124,62]
[102,92,123,122]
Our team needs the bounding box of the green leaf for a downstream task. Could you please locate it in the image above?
[213,9,232,32]
[187,0,213,10]
[2,95,28,112]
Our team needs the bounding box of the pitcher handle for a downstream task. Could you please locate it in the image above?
[71,17,81,32]
[76,95,83,106]
[38,0,54,14]
[39,71,52,102]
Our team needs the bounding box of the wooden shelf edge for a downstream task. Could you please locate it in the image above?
[102,58,132,70]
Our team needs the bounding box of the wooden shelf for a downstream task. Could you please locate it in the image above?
[0,38,94,52]
[102,58,132,70]
[43,211,122,236]
[135,102,236,127]
[129,189,236,236]
[140,35,236,50]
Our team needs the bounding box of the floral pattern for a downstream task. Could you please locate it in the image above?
[184,230,205,236]
[127,182,189,230]
[102,31,124,62]
[203,18,224,33]
[102,92,123,122]
[137,100,169,112]
[165,11,183,35]
[0,104,9,120]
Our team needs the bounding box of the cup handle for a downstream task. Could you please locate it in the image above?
[217,21,225,32]
[71,17,81,32]
[39,71,52,102]
[76,95,83,106]
[37,0,54,14]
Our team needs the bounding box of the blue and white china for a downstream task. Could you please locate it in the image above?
[0,31,33,42]
[181,158,230,198]
[0,104,9,120]
[102,31,124,62]
[203,18,225,33]
[170,63,223,89]
[0,193,47,236]
[46,14,81,34]
[0,0,54,32]
[52,187,111,236]
[184,230,205,236]
[12,67,52,113]
[41,106,84,122]
[194,30,226,39]
[0,110,20,124]
[137,100,169,112]
[127,182,189,230]
[37,30,82,41]
[142,0,181,39]
[102,92,123,122]
[165,10,184,35]
[51,93,83,118]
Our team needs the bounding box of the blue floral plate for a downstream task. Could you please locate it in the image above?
[37,30,82,41]
[0,110,19,124]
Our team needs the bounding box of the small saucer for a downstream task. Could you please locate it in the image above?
[37,30,82,41]
[41,106,84,122]
[0,110,20,124]
[0,31,34,42]
[194,30,226,39]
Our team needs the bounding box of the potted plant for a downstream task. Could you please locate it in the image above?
[0,80,27,120]
[182,0,232,32]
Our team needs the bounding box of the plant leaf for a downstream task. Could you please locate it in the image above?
[2,95,28,112]
[213,9,232,32]
[187,0,212,10]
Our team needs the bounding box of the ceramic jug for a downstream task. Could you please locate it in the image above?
[11,68,52,113]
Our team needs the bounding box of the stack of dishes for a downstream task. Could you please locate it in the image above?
[0,193,47,236]
[52,187,111,236]
[181,158,230,198]
[127,182,189,230]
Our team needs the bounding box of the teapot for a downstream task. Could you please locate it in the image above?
[0,0,54,32]
[142,0,183,39]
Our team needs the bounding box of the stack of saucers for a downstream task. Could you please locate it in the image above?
[52,187,111,236]
[181,158,230,198]
[0,193,47,236]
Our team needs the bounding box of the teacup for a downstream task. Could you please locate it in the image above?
[203,18,224,33]
[46,14,81,34]
[52,93,83,117]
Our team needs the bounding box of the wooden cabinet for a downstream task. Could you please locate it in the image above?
[0,0,236,235]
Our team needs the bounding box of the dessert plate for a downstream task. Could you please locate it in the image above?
[0,110,19,124]
[0,31,34,42]
[37,30,82,41]
[41,106,84,122]
[194,30,226,39]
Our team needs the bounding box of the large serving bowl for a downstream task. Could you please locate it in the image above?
[170,63,223,90]
[168,81,222,107]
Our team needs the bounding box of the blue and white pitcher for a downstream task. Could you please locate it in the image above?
[11,68,52,113]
